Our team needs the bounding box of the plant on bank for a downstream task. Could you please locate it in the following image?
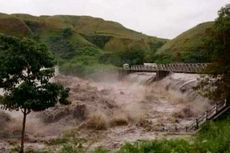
[195,4,230,103]
[0,34,70,153]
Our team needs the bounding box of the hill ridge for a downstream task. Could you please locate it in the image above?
[0,12,168,76]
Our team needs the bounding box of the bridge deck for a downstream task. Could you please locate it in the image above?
[124,63,209,74]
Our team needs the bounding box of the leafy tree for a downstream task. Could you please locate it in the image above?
[98,49,145,66]
[49,28,75,59]
[84,35,111,49]
[152,53,173,64]
[195,4,230,102]
[181,49,211,63]
[117,49,145,65]
[63,27,73,38]
[0,34,70,153]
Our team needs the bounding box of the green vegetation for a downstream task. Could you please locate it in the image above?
[99,49,145,66]
[0,13,167,77]
[0,12,224,71]
[0,12,219,70]
[0,34,70,153]
[156,22,214,63]
[195,5,230,102]
[0,14,31,37]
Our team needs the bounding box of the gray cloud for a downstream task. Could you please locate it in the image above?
[0,0,229,38]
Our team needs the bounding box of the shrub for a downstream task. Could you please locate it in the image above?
[110,114,129,127]
[59,144,84,153]
[85,113,108,130]
[118,139,194,153]
[90,147,109,153]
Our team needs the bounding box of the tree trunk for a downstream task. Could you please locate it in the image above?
[20,108,27,153]
[227,97,230,105]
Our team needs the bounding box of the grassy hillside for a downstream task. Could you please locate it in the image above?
[0,13,215,73]
[0,13,167,76]
[0,14,31,37]
[156,22,214,63]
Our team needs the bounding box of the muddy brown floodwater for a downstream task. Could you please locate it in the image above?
[0,72,212,152]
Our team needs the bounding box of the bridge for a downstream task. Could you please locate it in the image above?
[120,63,230,133]
[120,63,210,80]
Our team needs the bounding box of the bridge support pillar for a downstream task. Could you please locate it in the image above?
[155,71,170,81]
[118,69,129,80]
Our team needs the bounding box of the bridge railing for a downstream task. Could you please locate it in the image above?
[125,63,210,74]
[185,100,227,131]
[156,100,228,133]
[130,65,157,71]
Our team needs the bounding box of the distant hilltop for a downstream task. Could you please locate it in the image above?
[0,13,215,75]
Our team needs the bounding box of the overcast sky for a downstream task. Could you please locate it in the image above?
[0,0,229,39]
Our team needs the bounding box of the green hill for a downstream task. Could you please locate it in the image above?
[156,22,214,63]
[0,13,167,76]
[0,13,215,72]
[0,13,31,37]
